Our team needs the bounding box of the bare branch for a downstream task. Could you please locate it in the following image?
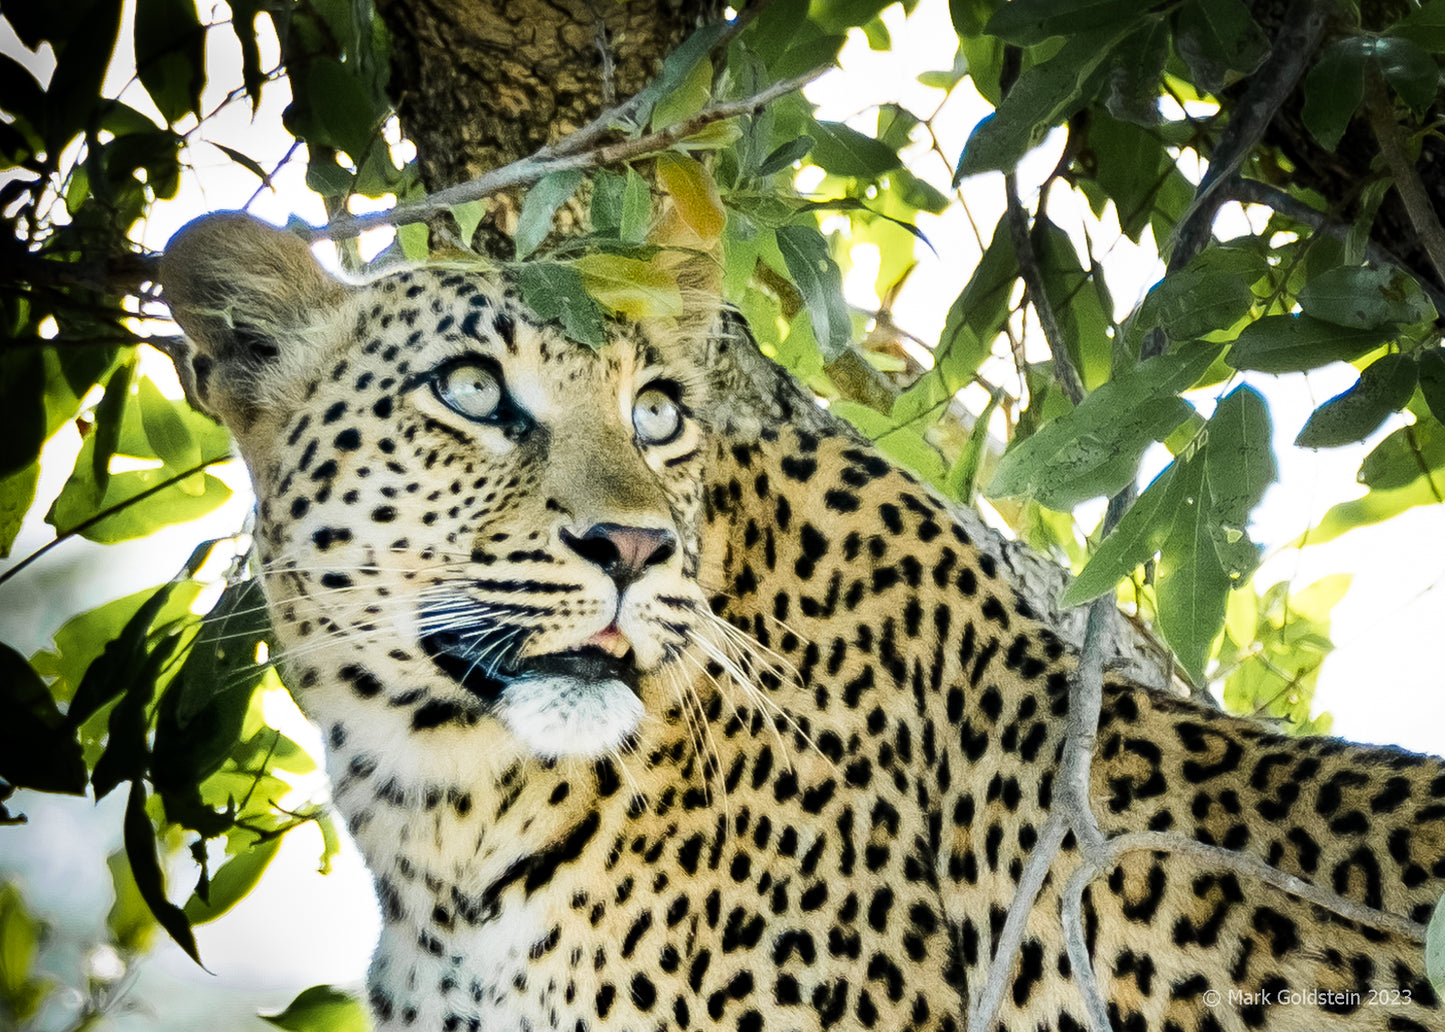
[1363,60,1445,287]
[1004,172,1084,406]
[1064,830,1427,946]
[965,812,1068,1032]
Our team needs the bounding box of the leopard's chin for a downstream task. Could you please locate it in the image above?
[419,633,645,757]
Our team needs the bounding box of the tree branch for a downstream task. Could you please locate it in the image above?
[1169,0,1327,265]
[1363,60,1445,288]
[1004,172,1084,405]
[299,70,826,243]
[1228,179,1445,312]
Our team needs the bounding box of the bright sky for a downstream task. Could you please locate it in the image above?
[2,1,1444,1026]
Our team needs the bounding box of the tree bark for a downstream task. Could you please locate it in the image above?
[375,0,721,255]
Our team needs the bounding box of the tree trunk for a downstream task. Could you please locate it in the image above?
[375,0,720,255]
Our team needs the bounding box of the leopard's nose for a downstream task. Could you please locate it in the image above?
[561,523,677,589]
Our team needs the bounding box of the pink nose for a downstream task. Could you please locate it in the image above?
[560,523,677,588]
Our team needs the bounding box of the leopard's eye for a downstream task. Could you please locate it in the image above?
[633,383,683,445]
[434,359,503,422]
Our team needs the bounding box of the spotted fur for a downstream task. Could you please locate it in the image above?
[161,213,1445,1032]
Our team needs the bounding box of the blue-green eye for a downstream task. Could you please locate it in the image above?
[633,383,682,444]
[434,359,502,422]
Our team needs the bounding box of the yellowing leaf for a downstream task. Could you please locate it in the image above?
[655,153,725,241]
[575,254,683,319]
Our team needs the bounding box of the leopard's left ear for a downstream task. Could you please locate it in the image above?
[159,212,348,426]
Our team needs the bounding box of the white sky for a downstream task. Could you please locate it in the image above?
[2,0,1444,1025]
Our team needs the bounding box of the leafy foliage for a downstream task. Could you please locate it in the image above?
[4,0,1445,1023]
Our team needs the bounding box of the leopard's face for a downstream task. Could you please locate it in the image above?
[242,268,718,762]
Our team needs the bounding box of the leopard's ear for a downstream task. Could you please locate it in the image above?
[159,212,348,426]
[700,308,839,441]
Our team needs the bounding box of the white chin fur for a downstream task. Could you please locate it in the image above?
[498,676,644,759]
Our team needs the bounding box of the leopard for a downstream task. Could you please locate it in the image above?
[159,211,1445,1032]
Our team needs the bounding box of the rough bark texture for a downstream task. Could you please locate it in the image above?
[376,0,721,255]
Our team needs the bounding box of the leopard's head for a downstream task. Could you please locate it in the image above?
[161,212,816,767]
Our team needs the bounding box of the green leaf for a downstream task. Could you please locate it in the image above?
[1358,419,1445,490]
[1297,264,1436,329]
[947,387,1005,504]
[135,0,206,122]
[0,463,38,558]
[514,169,584,260]
[0,642,87,794]
[262,984,371,1032]
[1375,36,1439,113]
[1308,475,1444,544]
[42,0,122,156]
[91,629,182,800]
[1064,385,1275,672]
[893,220,1016,426]
[1418,348,1445,423]
[1173,0,1268,93]
[812,0,894,33]
[1154,455,1223,683]
[152,580,271,793]
[758,136,815,177]
[651,53,712,130]
[1226,314,1395,373]
[224,0,265,105]
[47,465,232,544]
[1302,39,1367,151]
[1427,893,1445,999]
[1089,113,1172,240]
[1104,18,1169,125]
[574,254,683,319]
[517,263,606,348]
[184,837,282,925]
[590,170,625,236]
[106,848,158,953]
[139,376,201,473]
[1295,353,1418,448]
[775,224,850,359]
[1063,451,1191,607]
[808,120,901,178]
[397,222,429,262]
[0,350,45,478]
[954,27,1125,180]
[449,200,486,246]
[302,56,379,157]
[1135,253,1259,342]
[630,21,730,127]
[989,349,1218,508]
[1204,384,1277,531]
[123,780,202,964]
[984,0,1147,46]
[890,168,949,214]
[90,358,136,503]
[1394,0,1445,52]
[620,168,651,245]
[0,883,48,1022]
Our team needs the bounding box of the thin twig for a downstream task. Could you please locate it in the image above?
[964,812,1068,1032]
[0,455,232,592]
[1004,172,1084,405]
[1363,60,1445,287]
[1062,830,1427,946]
[298,69,827,244]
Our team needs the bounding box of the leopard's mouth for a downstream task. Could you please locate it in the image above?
[420,631,641,700]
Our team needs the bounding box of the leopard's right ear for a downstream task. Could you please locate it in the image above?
[159,212,348,426]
